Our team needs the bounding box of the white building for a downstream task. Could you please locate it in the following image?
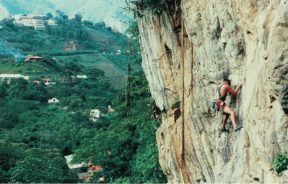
[89,109,101,122]
[108,105,115,112]
[64,155,86,169]
[45,81,56,86]
[48,98,59,104]
[47,19,57,26]
[12,14,46,30]
[76,75,88,79]
[0,74,29,80]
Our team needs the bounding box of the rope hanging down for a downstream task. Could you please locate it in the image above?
[125,5,132,117]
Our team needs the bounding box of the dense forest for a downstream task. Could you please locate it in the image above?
[0,11,166,183]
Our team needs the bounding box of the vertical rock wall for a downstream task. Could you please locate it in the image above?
[137,0,288,183]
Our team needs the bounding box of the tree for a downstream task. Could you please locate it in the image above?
[95,22,106,29]
[62,60,82,86]
[9,156,78,183]
[23,83,49,102]
[0,142,24,182]
[74,14,83,23]
[3,18,16,30]
[83,20,93,27]
[8,78,27,96]
[46,13,53,19]
[55,10,68,25]
[0,81,8,98]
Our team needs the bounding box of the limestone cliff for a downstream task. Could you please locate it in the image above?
[136,0,288,183]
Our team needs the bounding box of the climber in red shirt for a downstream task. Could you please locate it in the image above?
[216,79,243,132]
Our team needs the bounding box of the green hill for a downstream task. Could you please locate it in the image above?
[0,13,128,89]
[0,0,128,31]
[0,13,165,183]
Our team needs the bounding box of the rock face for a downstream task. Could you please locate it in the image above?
[137,0,288,183]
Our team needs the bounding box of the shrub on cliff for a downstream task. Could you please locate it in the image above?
[129,0,181,15]
[273,154,288,174]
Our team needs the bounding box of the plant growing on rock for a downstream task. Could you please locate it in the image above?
[128,0,181,15]
[273,154,288,174]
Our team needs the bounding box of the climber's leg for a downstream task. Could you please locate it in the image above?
[223,105,237,129]
[220,113,229,131]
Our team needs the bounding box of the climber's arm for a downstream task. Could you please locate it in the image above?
[227,84,242,96]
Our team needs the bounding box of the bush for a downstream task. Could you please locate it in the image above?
[273,154,288,174]
[130,0,180,15]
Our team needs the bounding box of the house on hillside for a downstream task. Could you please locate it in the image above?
[47,19,57,26]
[64,155,90,181]
[86,161,104,182]
[0,74,29,80]
[25,55,42,62]
[33,80,41,85]
[48,98,59,104]
[41,77,50,82]
[107,105,115,113]
[40,77,56,86]
[64,155,86,169]
[45,81,56,86]
[89,109,101,122]
[63,155,104,182]
[76,75,88,79]
[87,161,103,172]
[12,14,46,31]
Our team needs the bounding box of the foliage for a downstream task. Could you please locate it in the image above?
[0,60,114,182]
[129,0,181,15]
[8,149,78,183]
[273,154,288,174]
[132,0,166,15]
[0,11,166,183]
[0,11,127,52]
[73,19,166,182]
[74,74,166,182]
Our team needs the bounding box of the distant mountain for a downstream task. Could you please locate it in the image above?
[0,0,129,31]
[0,3,9,19]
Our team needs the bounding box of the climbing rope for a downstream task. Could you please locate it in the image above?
[124,4,133,117]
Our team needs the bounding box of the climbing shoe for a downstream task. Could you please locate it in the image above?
[220,127,229,133]
[234,126,243,132]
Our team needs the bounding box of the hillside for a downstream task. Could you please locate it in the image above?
[135,0,288,183]
[0,9,166,183]
[0,0,128,31]
[0,53,116,183]
[0,13,128,89]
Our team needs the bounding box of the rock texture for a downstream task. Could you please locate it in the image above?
[137,0,288,183]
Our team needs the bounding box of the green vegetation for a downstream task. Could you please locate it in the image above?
[0,60,113,182]
[74,71,166,183]
[0,12,166,183]
[0,12,127,89]
[73,20,166,183]
[0,12,126,52]
[130,0,181,15]
[273,154,288,174]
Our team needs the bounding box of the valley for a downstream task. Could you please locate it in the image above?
[0,10,165,183]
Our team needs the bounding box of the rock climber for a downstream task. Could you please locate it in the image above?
[216,78,243,132]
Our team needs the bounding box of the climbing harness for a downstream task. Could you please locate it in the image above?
[211,85,225,112]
